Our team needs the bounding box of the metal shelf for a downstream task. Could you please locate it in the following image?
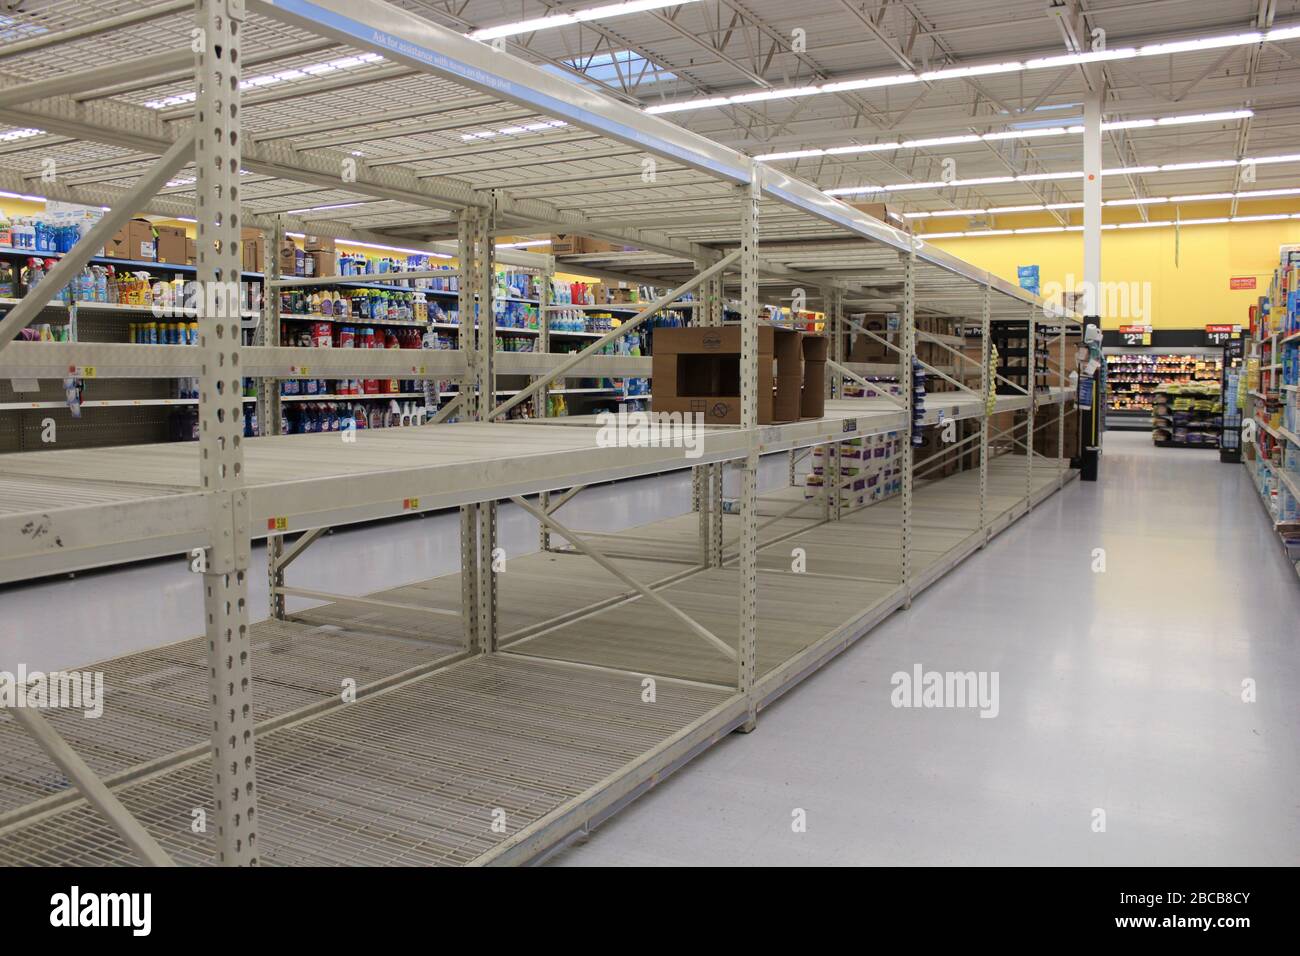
[0,0,1085,869]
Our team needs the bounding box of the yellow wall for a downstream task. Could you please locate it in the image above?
[925,206,1300,329]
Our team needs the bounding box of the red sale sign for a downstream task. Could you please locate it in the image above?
[1229,276,1257,290]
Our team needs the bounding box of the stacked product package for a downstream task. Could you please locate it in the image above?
[804,431,904,509]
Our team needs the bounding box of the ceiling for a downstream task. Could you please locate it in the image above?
[0,0,1296,309]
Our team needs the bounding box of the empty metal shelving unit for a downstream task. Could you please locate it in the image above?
[0,0,1081,866]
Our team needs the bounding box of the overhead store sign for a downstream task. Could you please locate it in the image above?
[1118,325,1152,346]
[1205,324,1242,345]
[1229,276,1257,290]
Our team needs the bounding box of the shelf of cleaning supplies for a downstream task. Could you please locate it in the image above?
[76,301,261,318]
[0,297,69,310]
[270,269,458,288]
[243,392,426,403]
[0,247,263,278]
[542,302,697,312]
[0,398,201,410]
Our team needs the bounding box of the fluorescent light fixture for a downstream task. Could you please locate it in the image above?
[284,202,367,215]
[920,61,1023,81]
[0,188,46,203]
[826,152,1300,197]
[462,120,567,140]
[287,233,456,259]
[650,22,1300,115]
[756,110,1252,164]
[0,127,42,143]
[902,185,1298,219]
[920,212,1300,239]
[144,54,383,109]
[495,239,552,249]
[469,0,701,41]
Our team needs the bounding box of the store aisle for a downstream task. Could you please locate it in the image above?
[550,433,1300,866]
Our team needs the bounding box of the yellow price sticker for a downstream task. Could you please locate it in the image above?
[267,517,288,531]
[76,366,97,378]
[403,498,420,510]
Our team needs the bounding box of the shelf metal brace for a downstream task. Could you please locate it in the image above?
[0,130,195,352]
[901,248,916,605]
[510,496,737,663]
[538,258,553,550]
[1026,304,1036,510]
[3,694,176,867]
[737,176,760,730]
[827,358,908,409]
[979,285,992,545]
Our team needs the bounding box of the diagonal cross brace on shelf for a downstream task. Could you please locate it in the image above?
[3,683,177,867]
[509,495,739,665]
[0,131,195,352]
[826,359,909,408]
[487,250,741,421]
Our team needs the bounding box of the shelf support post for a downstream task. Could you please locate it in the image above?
[737,176,760,732]
[1026,303,1036,511]
[196,0,260,866]
[979,286,991,546]
[901,248,916,605]
[538,257,553,550]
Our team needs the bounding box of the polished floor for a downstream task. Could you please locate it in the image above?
[2,435,1296,865]
[551,434,1300,865]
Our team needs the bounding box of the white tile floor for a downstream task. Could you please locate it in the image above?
[2,434,1295,865]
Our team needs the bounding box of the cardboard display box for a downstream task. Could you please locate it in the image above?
[309,250,336,278]
[155,225,187,265]
[185,238,198,266]
[847,313,896,363]
[652,325,827,425]
[304,234,335,254]
[106,219,156,261]
[240,227,265,273]
[277,237,299,275]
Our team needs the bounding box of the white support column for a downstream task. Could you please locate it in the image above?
[979,286,991,546]
[1081,74,1104,482]
[901,249,916,604]
[196,0,259,867]
[737,177,760,732]
[474,207,498,651]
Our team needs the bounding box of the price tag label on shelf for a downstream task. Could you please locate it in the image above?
[1205,324,1241,346]
[411,365,427,375]
[267,517,288,531]
[403,498,420,511]
[289,365,310,375]
[69,365,97,378]
[1117,325,1151,346]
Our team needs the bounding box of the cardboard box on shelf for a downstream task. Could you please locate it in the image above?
[847,313,895,363]
[117,219,156,261]
[304,234,335,253]
[185,238,198,266]
[847,201,901,225]
[154,225,187,264]
[277,237,299,275]
[651,326,826,425]
[105,226,131,260]
[240,228,264,273]
[550,234,585,255]
[309,250,336,278]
